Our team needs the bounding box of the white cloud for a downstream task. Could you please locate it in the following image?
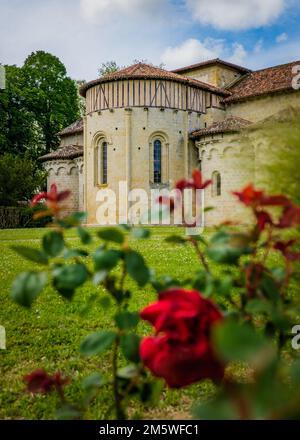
[276,32,288,43]
[229,43,247,65]
[185,0,286,30]
[80,0,166,23]
[254,39,264,54]
[161,38,247,69]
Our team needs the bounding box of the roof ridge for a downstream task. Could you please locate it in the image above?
[172,58,251,74]
[252,60,300,74]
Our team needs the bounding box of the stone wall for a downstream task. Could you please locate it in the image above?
[44,158,83,214]
[196,132,255,226]
[227,91,300,122]
[182,65,244,88]
[84,107,202,225]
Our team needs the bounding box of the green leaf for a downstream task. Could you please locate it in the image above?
[97,227,125,244]
[93,249,122,271]
[11,272,48,307]
[11,246,49,265]
[193,397,238,420]
[115,311,139,330]
[120,334,141,363]
[261,272,280,302]
[213,321,269,363]
[245,299,272,315]
[80,331,116,356]
[117,365,139,379]
[165,235,187,245]
[53,264,88,299]
[77,226,92,245]
[207,231,253,265]
[58,212,87,229]
[82,373,105,390]
[43,231,64,257]
[56,405,81,420]
[93,271,108,285]
[64,249,89,259]
[132,228,151,239]
[125,250,150,287]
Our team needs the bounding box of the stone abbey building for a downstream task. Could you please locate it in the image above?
[39,58,300,225]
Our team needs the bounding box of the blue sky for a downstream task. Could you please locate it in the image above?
[1,0,300,80]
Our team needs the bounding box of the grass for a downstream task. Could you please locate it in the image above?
[0,226,218,420]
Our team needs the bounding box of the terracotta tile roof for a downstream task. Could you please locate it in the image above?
[190,116,252,139]
[172,58,251,75]
[80,63,230,98]
[58,118,83,137]
[225,61,300,103]
[39,145,83,162]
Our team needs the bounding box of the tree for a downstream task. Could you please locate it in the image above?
[22,51,80,153]
[0,153,46,206]
[0,65,43,157]
[246,107,300,204]
[98,61,119,77]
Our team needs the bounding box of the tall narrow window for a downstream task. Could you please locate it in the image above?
[153,139,162,183]
[212,171,221,197]
[101,141,108,184]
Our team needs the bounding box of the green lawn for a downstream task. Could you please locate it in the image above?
[0,227,217,420]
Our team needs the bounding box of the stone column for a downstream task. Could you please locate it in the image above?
[124,108,132,191]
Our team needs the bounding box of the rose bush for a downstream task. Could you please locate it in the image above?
[8,170,300,420]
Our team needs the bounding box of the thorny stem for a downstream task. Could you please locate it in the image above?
[190,238,211,274]
[112,334,124,419]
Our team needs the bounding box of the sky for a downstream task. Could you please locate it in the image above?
[1,0,300,81]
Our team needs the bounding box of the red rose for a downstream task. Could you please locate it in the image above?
[233,184,290,209]
[31,183,71,220]
[24,369,69,395]
[140,288,224,388]
[175,170,212,191]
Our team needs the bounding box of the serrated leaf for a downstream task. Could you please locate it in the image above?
[11,246,49,265]
[93,249,122,271]
[11,271,48,307]
[120,334,141,363]
[82,373,105,390]
[97,227,125,244]
[77,226,92,245]
[117,365,139,379]
[80,331,116,356]
[132,228,151,239]
[125,250,150,287]
[43,231,64,257]
[115,311,139,330]
[53,264,88,299]
[213,321,269,363]
[64,249,89,259]
[165,235,187,245]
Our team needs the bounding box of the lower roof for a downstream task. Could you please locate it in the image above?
[190,116,252,139]
[39,145,83,162]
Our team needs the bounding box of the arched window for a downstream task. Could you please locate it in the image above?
[95,139,108,186]
[212,171,221,197]
[101,141,108,184]
[153,139,162,183]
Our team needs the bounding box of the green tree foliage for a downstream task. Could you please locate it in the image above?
[98,61,120,77]
[0,65,43,157]
[22,51,80,153]
[0,153,45,206]
[245,107,300,204]
[0,52,81,160]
